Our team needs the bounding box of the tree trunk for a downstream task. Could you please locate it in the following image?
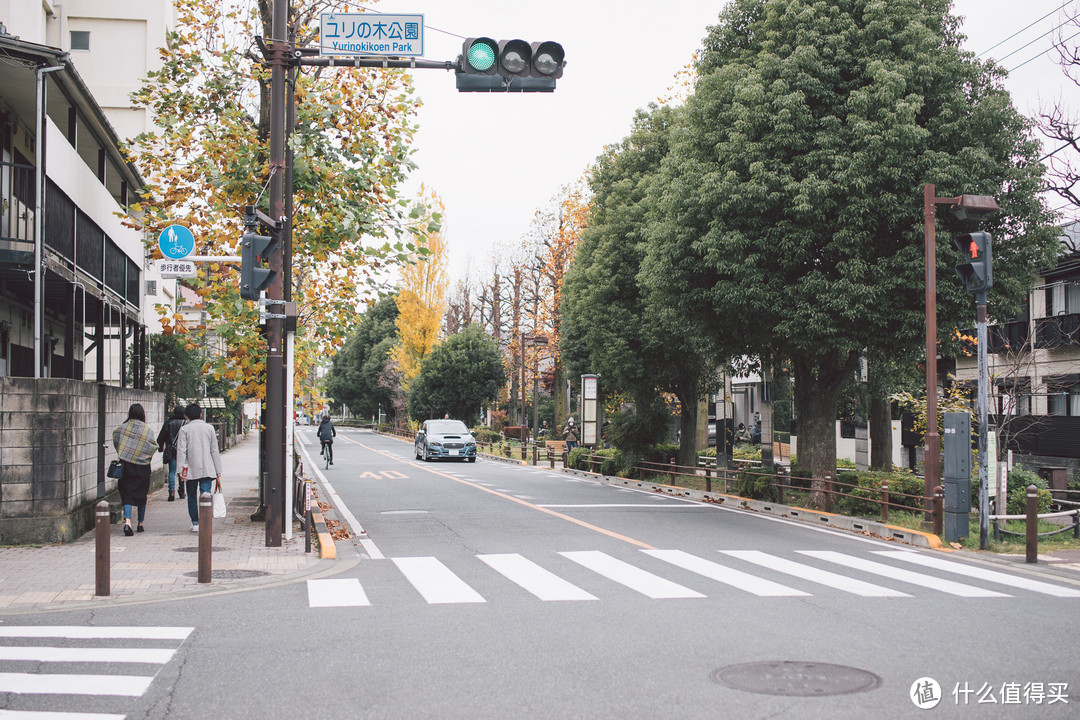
[675,372,702,469]
[554,361,566,431]
[868,362,893,471]
[760,360,774,467]
[793,352,859,509]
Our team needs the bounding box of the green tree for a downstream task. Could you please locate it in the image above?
[563,104,720,466]
[147,333,202,409]
[406,325,506,427]
[642,0,1058,500]
[325,294,399,417]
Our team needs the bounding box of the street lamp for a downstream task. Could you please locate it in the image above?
[923,185,999,533]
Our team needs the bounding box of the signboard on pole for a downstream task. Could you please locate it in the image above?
[157,259,197,278]
[320,14,424,56]
[158,224,195,260]
[581,374,599,447]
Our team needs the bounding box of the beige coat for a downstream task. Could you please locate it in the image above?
[176,418,222,480]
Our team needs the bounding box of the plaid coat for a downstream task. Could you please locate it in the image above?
[112,420,157,464]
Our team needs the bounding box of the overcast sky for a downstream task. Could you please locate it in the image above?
[379,0,1079,280]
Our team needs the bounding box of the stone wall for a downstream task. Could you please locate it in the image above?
[0,378,164,545]
[1014,454,1080,489]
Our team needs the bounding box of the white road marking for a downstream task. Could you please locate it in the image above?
[307,578,371,607]
[721,551,909,597]
[643,550,809,597]
[0,627,192,640]
[359,538,385,559]
[392,557,486,604]
[478,554,597,601]
[560,551,705,599]
[0,672,153,696]
[798,551,1010,598]
[873,551,1080,597]
[0,647,177,664]
[0,711,126,720]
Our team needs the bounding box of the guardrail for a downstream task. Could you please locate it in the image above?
[572,451,943,533]
[990,484,1080,563]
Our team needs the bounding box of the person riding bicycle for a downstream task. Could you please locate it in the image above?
[317,413,336,465]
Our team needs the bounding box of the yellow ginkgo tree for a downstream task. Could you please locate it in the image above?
[392,191,449,390]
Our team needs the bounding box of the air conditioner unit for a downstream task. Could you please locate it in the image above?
[145,280,157,296]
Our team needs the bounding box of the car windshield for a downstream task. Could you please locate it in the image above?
[428,420,469,435]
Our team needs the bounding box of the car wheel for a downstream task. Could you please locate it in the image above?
[415,445,421,460]
[422,446,429,462]
[467,456,476,463]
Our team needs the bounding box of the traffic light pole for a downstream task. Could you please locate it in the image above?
[976,295,990,549]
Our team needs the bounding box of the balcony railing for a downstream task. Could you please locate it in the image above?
[0,161,35,244]
[1035,314,1080,349]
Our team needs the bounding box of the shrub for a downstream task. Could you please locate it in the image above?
[489,410,508,433]
[568,447,620,475]
[833,469,925,517]
[736,468,777,501]
[472,426,501,443]
[642,444,680,466]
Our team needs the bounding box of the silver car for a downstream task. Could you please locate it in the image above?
[414,419,478,462]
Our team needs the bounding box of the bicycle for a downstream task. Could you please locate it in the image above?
[320,441,332,469]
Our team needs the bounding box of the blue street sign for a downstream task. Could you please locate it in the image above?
[158,224,195,260]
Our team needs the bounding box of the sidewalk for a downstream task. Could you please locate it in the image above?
[0,431,331,614]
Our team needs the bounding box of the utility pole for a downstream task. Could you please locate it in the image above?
[262,0,289,547]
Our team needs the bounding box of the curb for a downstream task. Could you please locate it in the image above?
[310,511,337,559]
[560,467,943,550]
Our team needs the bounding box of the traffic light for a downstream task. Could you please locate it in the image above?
[457,38,565,92]
[239,214,277,301]
[953,231,992,295]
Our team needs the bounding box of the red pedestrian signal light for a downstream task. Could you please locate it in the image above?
[953,231,992,295]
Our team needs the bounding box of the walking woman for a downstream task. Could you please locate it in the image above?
[112,403,158,536]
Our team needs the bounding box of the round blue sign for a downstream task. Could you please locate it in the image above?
[158,224,195,260]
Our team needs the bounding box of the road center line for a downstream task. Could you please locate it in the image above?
[343,437,655,549]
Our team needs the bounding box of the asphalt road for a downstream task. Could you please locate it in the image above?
[3,427,1078,719]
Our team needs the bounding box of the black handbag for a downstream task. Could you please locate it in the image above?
[107,460,124,479]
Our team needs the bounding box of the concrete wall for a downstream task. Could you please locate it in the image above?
[0,377,164,545]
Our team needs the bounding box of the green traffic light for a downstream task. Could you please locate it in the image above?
[467,41,496,71]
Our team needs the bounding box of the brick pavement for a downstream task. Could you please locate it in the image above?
[0,431,331,614]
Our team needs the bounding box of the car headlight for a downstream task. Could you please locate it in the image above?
[429,441,442,448]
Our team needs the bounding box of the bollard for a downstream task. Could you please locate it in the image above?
[562,449,568,469]
[198,491,213,583]
[520,439,527,462]
[549,448,555,469]
[774,466,783,505]
[94,500,110,597]
[532,443,537,466]
[933,486,944,536]
[669,458,676,485]
[1025,484,1038,564]
[880,480,890,523]
[305,505,313,553]
[823,474,832,513]
[705,462,712,493]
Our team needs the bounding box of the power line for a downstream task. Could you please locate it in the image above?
[996,15,1072,64]
[1009,27,1080,71]
[978,0,1073,57]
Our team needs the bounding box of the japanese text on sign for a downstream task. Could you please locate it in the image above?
[320,14,424,56]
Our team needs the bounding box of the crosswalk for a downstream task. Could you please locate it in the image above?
[306,548,1080,608]
[0,626,192,719]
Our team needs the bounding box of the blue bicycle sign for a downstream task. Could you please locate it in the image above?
[158,225,195,260]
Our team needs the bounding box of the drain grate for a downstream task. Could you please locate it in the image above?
[711,661,882,697]
[174,546,229,553]
[182,569,270,579]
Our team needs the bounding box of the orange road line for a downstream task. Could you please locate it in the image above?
[340,436,655,550]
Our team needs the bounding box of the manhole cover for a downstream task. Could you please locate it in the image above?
[174,546,229,553]
[182,569,270,579]
[711,661,882,697]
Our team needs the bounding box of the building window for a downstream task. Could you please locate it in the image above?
[1048,385,1080,416]
[70,31,90,51]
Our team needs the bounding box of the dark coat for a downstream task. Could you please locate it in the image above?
[317,417,336,442]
